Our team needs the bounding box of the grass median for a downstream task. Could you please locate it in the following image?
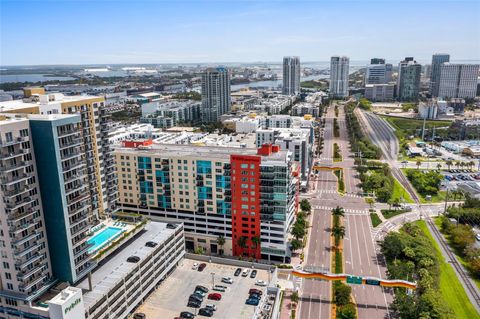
[415,220,479,319]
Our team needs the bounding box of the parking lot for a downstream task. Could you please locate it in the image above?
[135,258,271,318]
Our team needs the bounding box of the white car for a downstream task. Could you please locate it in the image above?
[476,234,480,241]
[242,269,250,277]
[192,262,199,270]
[205,304,217,311]
[221,276,234,284]
[255,280,267,287]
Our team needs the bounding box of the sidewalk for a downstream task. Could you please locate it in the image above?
[279,289,296,319]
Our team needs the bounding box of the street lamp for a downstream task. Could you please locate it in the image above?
[211,272,215,289]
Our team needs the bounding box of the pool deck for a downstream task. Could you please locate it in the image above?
[87,219,136,254]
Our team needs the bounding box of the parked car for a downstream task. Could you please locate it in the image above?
[205,304,217,311]
[255,280,267,287]
[187,300,201,308]
[250,270,257,278]
[198,263,207,272]
[195,285,209,293]
[249,288,262,295]
[221,276,233,284]
[213,285,227,292]
[249,293,261,300]
[127,256,140,263]
[234,268,242,276]
[189,293,203,302]
[133,313,146,319]
[195,289,207,297]
[242,269,250,277]
[145,241,157,248]
[166,223,177,229]
[198,308,213,317]
[476,234,480,241]
[192,263,199,270]
[245,298,260,306]
[179,312,195,319]
[208,293,222,301]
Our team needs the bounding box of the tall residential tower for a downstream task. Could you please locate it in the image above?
[201,67,231,123]
[438,63,480,99]
[397,57,422,101]
[330,56,350,98]
[282,56,301,95]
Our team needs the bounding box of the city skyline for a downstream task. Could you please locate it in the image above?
[1,0,479,66]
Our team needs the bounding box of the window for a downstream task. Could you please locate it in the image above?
[240,164,248,169]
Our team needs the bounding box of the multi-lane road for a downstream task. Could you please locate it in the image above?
[298,104,392,319]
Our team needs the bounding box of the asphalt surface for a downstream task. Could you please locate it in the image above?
[298,104,393,319]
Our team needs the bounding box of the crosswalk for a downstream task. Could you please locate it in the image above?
[313,205,370,215]
[315,190,363,198]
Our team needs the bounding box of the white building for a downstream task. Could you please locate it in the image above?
[365,62,393,84]
[438,63,480,99]
[364,84,395,101]
[418,102,438,119]
[330,56,350,98]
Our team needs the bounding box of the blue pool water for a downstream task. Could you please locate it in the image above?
[87,227,124,253]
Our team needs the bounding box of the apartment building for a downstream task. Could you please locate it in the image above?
[29,114,95,284]
[397,57,422,101]
[282,56,301,96]
[0,117,54,313]
[201,67,231,123]
[140,100,201,128]
[365,60,393,85]
[0,91,117,216]
[330,56,350,98]
[114,143,299,262]
[292,103,320,118]
[430,53,450,97]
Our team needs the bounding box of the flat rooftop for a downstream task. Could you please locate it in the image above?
[114,143,289,162]
[76,222,178,308]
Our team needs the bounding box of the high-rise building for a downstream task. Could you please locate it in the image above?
[430,54,450,97]
[29,114,95,284]
[201,67,231,123]
[370,58,385,65]
[0,117,54,309]
[114,143,299,262]
[282,56,301,95]
[364,84,395,101]
[330,56,350,98]
[365,59,393,84]
[397,57,422,101]
[438,63,480,99]
[0,92,118,218]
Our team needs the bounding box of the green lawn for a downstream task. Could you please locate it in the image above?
[434,217,480,291]
[419,190,447,204]
[380,209,407,219]
[370,213,382,227]
[415,220,479,319]
[391,178,414,203]
[382,116,452,137]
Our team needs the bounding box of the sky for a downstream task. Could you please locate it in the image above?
[1,0,479,66]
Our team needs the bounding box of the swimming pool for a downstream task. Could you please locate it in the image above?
[87,227,124,254]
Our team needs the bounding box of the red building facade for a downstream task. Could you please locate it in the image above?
[230,154,262,259]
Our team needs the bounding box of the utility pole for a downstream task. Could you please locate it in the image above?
[421,115,427,141]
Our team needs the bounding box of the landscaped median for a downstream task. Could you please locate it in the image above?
[333,143,342,162]
[330,207,357,319]
[333,169,345,194]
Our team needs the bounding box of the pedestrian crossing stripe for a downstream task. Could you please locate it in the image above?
[313,206,369,215]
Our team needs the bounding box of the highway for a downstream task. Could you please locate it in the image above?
[299,104,393,319]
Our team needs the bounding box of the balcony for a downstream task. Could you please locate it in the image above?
[0,148,27,160]
[0,160,31,172]
[15,252,42,270]
[15,241,41,258]
[67,193,90,205]
[1,172,32,186]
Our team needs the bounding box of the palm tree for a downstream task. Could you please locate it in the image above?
[331,206,345,218]
[446,160,453,171]
[237,236,247,256]
[456,161,461,170]
[217,235,226,255]
[469,161,476,172]
[251,236,261,253]
[332,225,346,247]
[436,163,442,171]
[416,160,422,170]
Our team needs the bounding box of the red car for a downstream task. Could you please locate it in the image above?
[208,293,222,300]
[198,263,207,272]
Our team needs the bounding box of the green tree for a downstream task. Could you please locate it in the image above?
[300,199,311,213]
[216,235,226,255]
[251,236,261,250]
[416,160,422,169]
[237,236,248,254]
[445,160,453,170]
[335,283,352,305]
[337,304,356,319]
[366,197,375,208]
[332,225,346,246]
[332,206,345,218]
[292,223,306,240]
[291,291,299,304]
[437,163,442,171]
[290,239,303,252]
